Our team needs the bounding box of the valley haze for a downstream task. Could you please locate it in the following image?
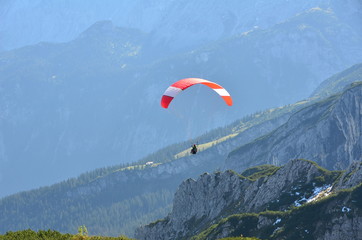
[0,1,362,239]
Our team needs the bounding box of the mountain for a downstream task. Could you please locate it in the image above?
[1,4,362,197]
[1,63,361,237]
[311,63,362,99]
[2,0,361,51]
[134,65,362,238]
[0,21,154,197]
[136,159,362,240]
[226,81,362,172]
[0,97,300,237]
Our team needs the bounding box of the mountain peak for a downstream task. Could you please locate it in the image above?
[77,20,145,41]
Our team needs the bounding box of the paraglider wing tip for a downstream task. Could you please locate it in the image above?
[161,95,173,108]
[161,103,168,108]
[222,96,233,106]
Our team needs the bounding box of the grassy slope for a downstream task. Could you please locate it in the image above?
[0,229,134,240]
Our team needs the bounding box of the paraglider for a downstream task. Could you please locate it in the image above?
[161,78,233,155]
[160,78,233,108]
[190,144,198,154]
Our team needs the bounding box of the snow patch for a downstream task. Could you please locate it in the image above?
[294,197,307,207]
[272,227,281,235]
[273,218,281,225]
[294,185,332,207]
[342,206,351,213]
[307,185,332,203]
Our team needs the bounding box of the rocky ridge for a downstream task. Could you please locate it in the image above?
[136,159,362,240]
[225,82,362,172]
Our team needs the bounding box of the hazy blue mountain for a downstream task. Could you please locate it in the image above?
[1,63,361,236]
[0,89,309,236]
[1,4,362,197]
[226,82,362,172]
[0,22,151,197]
[1,0,361,51]
[311,63,362,99]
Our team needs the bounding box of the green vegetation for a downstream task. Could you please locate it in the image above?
[192,213,265,240]
[241,165,276,177]
[147,217,169,228]
[298,159,342,184]
[241,165,280,181]
[0,184,174,237]
[0,229,134,240]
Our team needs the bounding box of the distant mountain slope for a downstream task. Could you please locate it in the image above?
[0,97,301,237]
[2,5,362,197]
[2,0,361,51]
[311,63,362,99]
[0,164,175,237]
[1,63,361,236]
[226,82,362,172]
[0,22,153,197]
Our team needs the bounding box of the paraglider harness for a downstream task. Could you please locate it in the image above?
[190,144,198,154]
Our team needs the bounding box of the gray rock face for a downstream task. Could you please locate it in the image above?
[319,215,362,240]
[136,170,248,240]
[171,171,247,239]
[226,83,362,172]
[135,159,327,240]
[203,199,362,240]
[334,161,362,190]
[136,159,362,240]
[242,159,322,212]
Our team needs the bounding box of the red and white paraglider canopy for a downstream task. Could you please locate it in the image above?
[161,78,233,108]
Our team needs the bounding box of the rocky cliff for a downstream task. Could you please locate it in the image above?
[334,161,362,190]
[135,159,342,239]
[136,159,362,240]
[225,82,362,172]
